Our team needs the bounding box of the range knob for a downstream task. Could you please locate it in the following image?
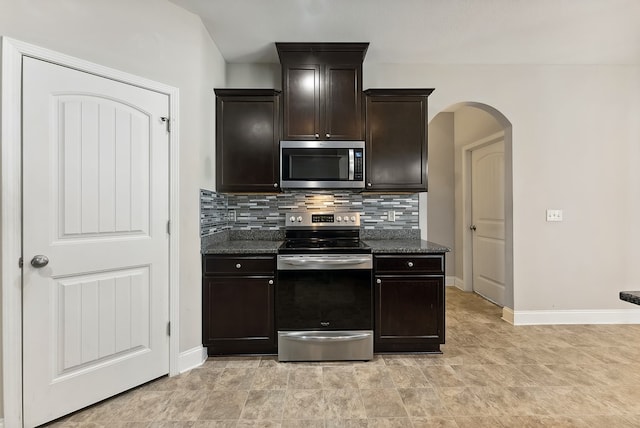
[296,216,303,222]
[289,215,296,223]
[336,216,342,222]
[350,216,356,222]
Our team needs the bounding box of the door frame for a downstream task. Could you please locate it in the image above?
[1,37,181,427]
[461,130,514,317]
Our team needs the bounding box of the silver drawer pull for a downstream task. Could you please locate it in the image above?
[268,279,273,285]
[235,263,242,269]
[283,333,370,342]
[407,261,414,268]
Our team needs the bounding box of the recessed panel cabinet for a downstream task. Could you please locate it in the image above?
[277,43,368,141]
[214,89,281,192]
[374,253,445,353]
[202,255,276,355]
[364,89,434,192]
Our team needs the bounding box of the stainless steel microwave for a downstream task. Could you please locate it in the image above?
[280,141,365,190]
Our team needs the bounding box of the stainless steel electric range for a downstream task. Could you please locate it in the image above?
[276,212,373,362]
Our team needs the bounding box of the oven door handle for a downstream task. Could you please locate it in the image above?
[279,257,371,266]
[280,332,371,342]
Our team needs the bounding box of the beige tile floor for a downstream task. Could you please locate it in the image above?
[47,287,640,427]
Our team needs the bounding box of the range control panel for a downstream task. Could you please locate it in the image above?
[286,212,361,228]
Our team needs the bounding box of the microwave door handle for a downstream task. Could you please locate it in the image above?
[349,149,355,180]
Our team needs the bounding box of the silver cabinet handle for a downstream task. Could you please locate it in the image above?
[268,279,274,285]
[282,332,370,342]
[235,263,242,269]
[273,183,278,188]
[376,279,381,284]
[314,133,319,139]
[367,182,372,187]
[407,261,414,268]
[470,225,477,231]
[30,255,49,268]
[326,133,330,138]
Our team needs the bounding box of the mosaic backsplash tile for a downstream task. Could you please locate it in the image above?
[200,189,419,237]
[200,190,230,236]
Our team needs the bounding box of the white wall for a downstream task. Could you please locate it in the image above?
[0,0,225,367]
[427,113,455,277]
[227,63,281,89]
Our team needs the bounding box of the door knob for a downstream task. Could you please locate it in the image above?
[470,225,477,231]
[30,255,49,268]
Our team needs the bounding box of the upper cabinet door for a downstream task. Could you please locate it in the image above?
[215,89,281,193]
[364,89,434,192]
[323,64,363,141]
[277,43,368,141]
[282,64,321,140]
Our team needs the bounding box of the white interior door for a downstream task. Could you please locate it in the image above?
[22,56,170,427]
[471,140,506,306]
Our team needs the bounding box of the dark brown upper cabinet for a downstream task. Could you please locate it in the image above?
[364,89,434,192]
[214,89,281,193]
[276,43,368,141]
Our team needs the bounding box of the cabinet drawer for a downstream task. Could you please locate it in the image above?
[203,255,275,276]
[374,255,443,274]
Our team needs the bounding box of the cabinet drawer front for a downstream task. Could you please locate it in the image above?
[374,255,443,274]
[204,256,275,276]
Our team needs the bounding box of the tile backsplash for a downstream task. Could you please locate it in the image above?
[200,189,419,238]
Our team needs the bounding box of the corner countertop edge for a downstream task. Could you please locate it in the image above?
[620,291,640,306]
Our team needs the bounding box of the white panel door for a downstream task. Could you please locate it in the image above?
[471,140,506,306]
[22,57,170,427]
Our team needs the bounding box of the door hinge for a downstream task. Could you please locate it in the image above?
[167,220,171,235]
[18,257,23,268]
[167,322,171,336]
[160,116,170,133]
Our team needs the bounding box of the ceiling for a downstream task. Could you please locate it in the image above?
[170,0,640,65]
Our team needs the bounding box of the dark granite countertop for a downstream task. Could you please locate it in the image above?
[620,291,640,306]
[363,239,450,254]
[201,229,449,255]
[202,239,282,255]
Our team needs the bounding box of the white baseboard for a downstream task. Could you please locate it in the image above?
[452,276,465,290]
[512,309,640,325]
[0,418,4,427]
[177,345,207,373]
[445,276,457,287]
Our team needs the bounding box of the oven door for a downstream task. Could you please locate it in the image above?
[276,255,373,331]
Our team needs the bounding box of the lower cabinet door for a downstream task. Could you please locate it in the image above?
[375,275,444,353]
[203,276,276,355]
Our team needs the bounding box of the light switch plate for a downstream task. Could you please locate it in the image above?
[546,209,563,222]
[388,210,396,222]
[228,210,236,222]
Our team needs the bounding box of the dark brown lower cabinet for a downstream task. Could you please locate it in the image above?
[202,255,276,355]
[374,254,445,353]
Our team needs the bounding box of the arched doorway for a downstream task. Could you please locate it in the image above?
[427,102,514,319]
